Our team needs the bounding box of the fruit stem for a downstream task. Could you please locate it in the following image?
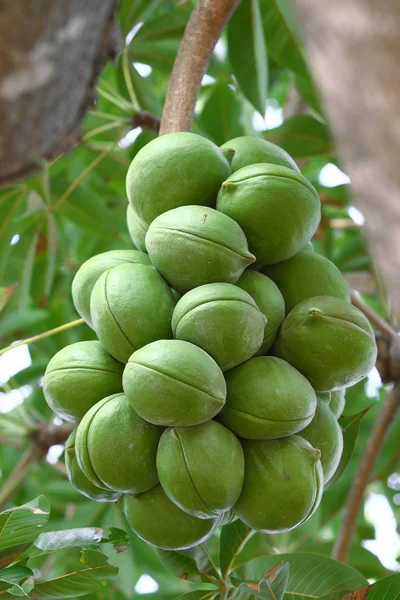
[350,289,397,340]
[0,318,85,356]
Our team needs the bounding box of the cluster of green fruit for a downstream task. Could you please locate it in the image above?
[43,133,377,551]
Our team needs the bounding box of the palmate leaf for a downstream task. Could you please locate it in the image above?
[228,0,268,115]
[29,549,118,599]
[0,496,50,569]
[233,553,368,599]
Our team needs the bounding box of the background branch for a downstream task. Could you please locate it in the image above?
[333,383,400,562]
[159,0,241,135]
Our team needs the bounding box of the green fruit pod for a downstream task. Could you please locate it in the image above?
[123,340,226,426]
[262,246,350,314]
[234,436,323,532]
[217,164,321,264]
[72,249,151,327]
[274,296,377,391]
[219,356,316,439]
[126,132,231,225]
[126,205,148,253]
[317,389,346,418]
[221,136,299,173]
[43,341,124,423]
[145,205,255,293]
[90,262,175,363]
[299,401,344,483]
[156,421,244,519]
[123,485,220,550]
[236,270,285,353]
[75,393,163,494]
[65,430,121,502]
[172,283,266,372]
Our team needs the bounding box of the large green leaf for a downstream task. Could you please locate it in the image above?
[118,0,163,35]
[232,562,289,599]
[198,83,244,146]
[158,550,208,583]
[34,528,103,553]
[260,0,308,77]
[295,74,323,116]
[0,496,50,568]
[325,407,371,489]
[228,0,268,114]
[30,549,118,599]
[0,565,33,598]
[234,553,368,599]
[318,574,400,599]
[219,521,254,579]
[266,115,332,158]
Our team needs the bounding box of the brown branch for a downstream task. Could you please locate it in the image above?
[350,290,398,341]
[0,446,40,511]
[131,111,160,132]
[333,383,400,562]
[159,0,241,135]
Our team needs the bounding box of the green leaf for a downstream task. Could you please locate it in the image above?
[0,496,50,568]
[0,308,48,338]
[44,215,57,298]
[118,0,163,35]
[0,285,16,314]
[15,228,39,310]
[129,9,190,72]
[266,115,332,158]
[34,528,103,552]
[234,553,368,599]
[219,520,254,579]
[260,0,308,77]
[100,527,130,553]
[198,83,244,146]
[231,561,289,600]
[295,74,323,116]
[158,550,206,583]
[325,407,372,489]
[228,0,268,114]
[173,592,217,600]
[30,549,118,599]
[352,574,400,599]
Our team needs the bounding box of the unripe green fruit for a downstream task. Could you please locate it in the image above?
[219,509,239,526]
[234,436,323,532]
[72,250,151,327]
[126,205,148,253]
[217,164,321,264]
[274,296,377,391]
[75,393,163,494]
[236,271,285,353]
[221,136,299,173]
[145,205,255,293]
[43,341,123,423]
[124,485,220,550]
[262,247,350,314]
[172,283,266,372]
[219,357,316,439]
[317,389,346,418]
[90,263,175,363]
[299,401,343,483]
[123,340,226,426]
[156,421,244,519]
[65,430,121,502]
[126,132,231,225]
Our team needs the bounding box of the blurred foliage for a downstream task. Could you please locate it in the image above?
[0,0,398,598]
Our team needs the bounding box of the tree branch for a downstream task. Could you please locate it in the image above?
[159,0,241,135]
[350,290,398,341]
[333,383,400,562]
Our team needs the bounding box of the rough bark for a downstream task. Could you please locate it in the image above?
[294,0,400,320]
[0,0,119,184]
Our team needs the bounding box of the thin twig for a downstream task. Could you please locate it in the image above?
[200,544,225,586]
[0,446,40,510]
[332,383,400,562]
[350,289,398,340]
[0,318,84,356]
[131,111,161,132]
[159,0,241,135]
